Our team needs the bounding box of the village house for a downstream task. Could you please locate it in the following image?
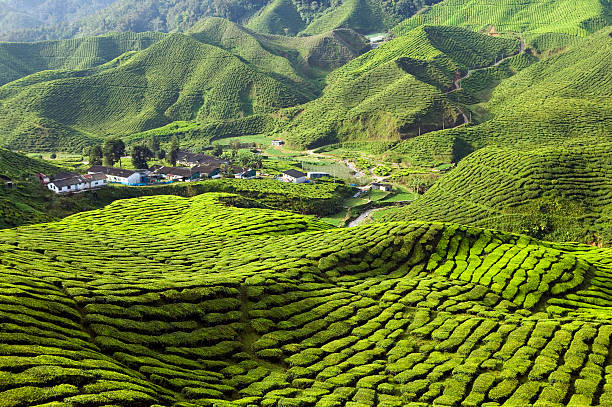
[307,171,331,180]
[36,173,50,184]
[282,169,307,183]
[272,140,285,147]
[234,169,257,179]
[47,171,108,194]
[157,166,201,182]
[84,173,108,189]
[372,182,393,192]
[177,150,228,167]
[48,175,87,194]
[87,166,142,185]
[193,164,221,179]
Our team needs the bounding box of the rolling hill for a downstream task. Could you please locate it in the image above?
[0,0,444,42]
[1,192,612,405]
[0,32,165,86]
[375,143,612,245]
[278,25,520,148]
[394,0,611,50]
[391,25,612,165]
[0,19,369,152]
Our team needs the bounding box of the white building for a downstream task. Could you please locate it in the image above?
[282,169,307,183]
[307,172,331,180]
[272,140,285,146]
[47,172,108,194]
[88,166,142,185]
[47,176,88,194]
[372,182,393,192]
[84,173,108,188]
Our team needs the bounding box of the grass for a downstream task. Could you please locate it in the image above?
[0,192,611,405]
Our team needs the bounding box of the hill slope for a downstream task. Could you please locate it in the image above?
[376,143,612,244]
[0,20,364,152]
[0,32,165,86]
[1,193,612,405]
[0,0,444,41]
[278,25,520,148]
[0,148,65,228]
[394,0,610,49]
[391,26,612,164]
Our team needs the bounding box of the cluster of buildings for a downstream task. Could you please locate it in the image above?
[40,148,343,195]
[42,150,260,194]
[42,171,108,194]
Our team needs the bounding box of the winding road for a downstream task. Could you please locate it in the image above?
[452,36,526,92]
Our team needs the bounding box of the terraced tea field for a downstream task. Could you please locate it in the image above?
[377,143,612,244]
[1,192,612,405]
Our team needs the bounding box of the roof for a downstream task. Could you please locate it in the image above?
[157,166,198,177]
[372,182,392,188]
[51,176,86,188]
[53,171,80,181]
[88,165,137,178]
[177,150,227,165]
[283,169,306,178]
[193,164,220,174]
[85,173,107,182]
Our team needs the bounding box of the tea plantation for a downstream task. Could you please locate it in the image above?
[279,25,520,149]
[0,17,370,152]
[376,143,612,244]
[1,192,612,405]
[394,0,610,46]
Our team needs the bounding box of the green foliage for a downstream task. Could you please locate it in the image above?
[89,145,103,166]
[103,137,126,167]
[394,0,609,47]
[0,198,611,405]
[279,25,519,148]
[377,143,612,244]
[131,145,153,170]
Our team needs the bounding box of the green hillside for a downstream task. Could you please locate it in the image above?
[375,143,612,244]
[279,25,520,148]
[394,0,610,49]
[0,18,372,152]
[0,32,165,86]
[0,148,65,228]
[1,0,443,42]
[189,18,369,91]
[1,193,612,404]
[247,0,306,35]
[0,33,309,152]
[391,26,612,165]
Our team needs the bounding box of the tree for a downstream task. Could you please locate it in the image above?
[49,153,57,159]
[102,137,125,167]
[89,145,103,165]
[148,135,160,153]
[212,145,223,157]
[131,145,153,169]
[157,149,166,160]
[168,136,179,167]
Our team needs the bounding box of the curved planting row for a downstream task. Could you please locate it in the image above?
[0,194,610,405]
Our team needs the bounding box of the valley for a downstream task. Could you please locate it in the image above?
[0,0,610,405]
